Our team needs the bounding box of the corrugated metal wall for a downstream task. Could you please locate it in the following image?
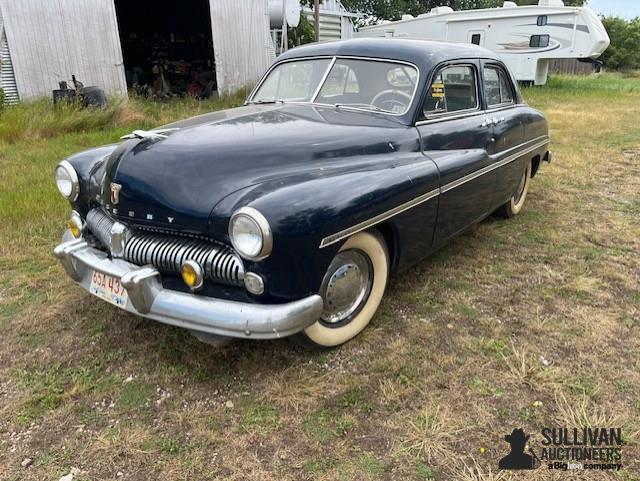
[0,3,18,103]
[209,0,275,94]
[303,0,355,42]
[0,0,127,100]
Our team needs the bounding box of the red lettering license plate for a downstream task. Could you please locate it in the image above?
[89,271,128,308]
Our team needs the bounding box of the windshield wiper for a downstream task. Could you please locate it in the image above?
[334,103,392,113]
[249,99,285,104]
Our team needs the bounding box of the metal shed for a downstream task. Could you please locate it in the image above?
[0,0,275,103]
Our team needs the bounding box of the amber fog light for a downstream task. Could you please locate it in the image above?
[67,211,84,238]
[181,260,204,290]
[244,272,265,295]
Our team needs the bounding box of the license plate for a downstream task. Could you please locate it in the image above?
[89,271,128,307]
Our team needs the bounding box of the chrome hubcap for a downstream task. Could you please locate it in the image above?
[320,250,373,326]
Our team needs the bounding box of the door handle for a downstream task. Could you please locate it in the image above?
[481,119,491,127]
[492,116,505,125]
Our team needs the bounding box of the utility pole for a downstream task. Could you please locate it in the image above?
[314,0,320,42]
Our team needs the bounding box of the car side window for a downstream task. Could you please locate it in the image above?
[423,65,478,116]
[483,66,514,107]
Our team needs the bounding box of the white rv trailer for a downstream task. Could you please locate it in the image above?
[356,0,610,85]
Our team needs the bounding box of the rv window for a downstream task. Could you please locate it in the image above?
[537,15,547,26]
[471,34,481,45]
[483,66,514,107]
[423,65,478,116]
[529,34,550,48]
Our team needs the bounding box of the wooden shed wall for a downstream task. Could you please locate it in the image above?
[548,58,597,76]
[0,0,127,100]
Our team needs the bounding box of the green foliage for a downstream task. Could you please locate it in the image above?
[600,17,640,71]
[0,88,5,110]
[289,13,315,47]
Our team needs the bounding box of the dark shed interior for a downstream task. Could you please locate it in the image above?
[114,0,217,98]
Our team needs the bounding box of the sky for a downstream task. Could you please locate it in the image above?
[586,0,640,19]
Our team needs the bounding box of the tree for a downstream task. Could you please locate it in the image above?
[599,17,640,70]
[288,14,316,48]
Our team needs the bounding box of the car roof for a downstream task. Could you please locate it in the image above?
[277,38,500,70]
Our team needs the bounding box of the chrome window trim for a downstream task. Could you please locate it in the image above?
[415,109,484,126]
[421,62,482,121]
[248,55,421,118]
[319,135,550,248]
[310,57,337,102]
[485,103,527,114]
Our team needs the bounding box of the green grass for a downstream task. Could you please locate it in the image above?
[0,73,639,480]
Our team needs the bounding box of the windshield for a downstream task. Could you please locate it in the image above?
[251,57,419,115]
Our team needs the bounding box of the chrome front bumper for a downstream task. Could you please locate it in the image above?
[53,233,323,339]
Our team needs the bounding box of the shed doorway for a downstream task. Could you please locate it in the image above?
[114,0,217,99]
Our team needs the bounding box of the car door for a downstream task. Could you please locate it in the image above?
[416,61,497,246]
[481,61,527,208]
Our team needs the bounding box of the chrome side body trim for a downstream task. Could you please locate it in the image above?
[319,135,549,248]
[319,188,440,248]
[54,236,323,339]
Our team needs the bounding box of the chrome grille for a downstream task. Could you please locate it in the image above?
[85,208,244,286]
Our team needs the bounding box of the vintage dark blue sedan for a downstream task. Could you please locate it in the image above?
[54,38,550,348]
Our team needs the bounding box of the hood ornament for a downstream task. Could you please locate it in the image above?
[120,128,179,141]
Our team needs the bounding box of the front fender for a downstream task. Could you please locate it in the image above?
[63,144,119,215]
[210,153,440,300]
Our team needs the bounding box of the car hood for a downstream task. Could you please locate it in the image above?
[101,103,414,235]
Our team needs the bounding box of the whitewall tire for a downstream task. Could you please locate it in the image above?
[303,231,389,348]
[498,160,532,218]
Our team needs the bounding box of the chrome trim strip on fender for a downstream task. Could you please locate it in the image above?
[319,136,549,248]
[440,137,549,194]
[319,187,440,248]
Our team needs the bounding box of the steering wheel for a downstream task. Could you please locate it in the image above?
[371,89,412,113]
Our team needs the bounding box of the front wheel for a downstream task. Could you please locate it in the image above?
[302,231,389,348]
[496,160,532,218]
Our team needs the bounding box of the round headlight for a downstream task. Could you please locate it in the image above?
[54,160,80,201]
[229,207,272,261]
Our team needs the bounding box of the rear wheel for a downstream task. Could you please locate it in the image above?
[302,231,389,348]
[496,160,531,218]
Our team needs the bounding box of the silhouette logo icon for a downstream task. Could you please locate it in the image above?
[498,428,540,470]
